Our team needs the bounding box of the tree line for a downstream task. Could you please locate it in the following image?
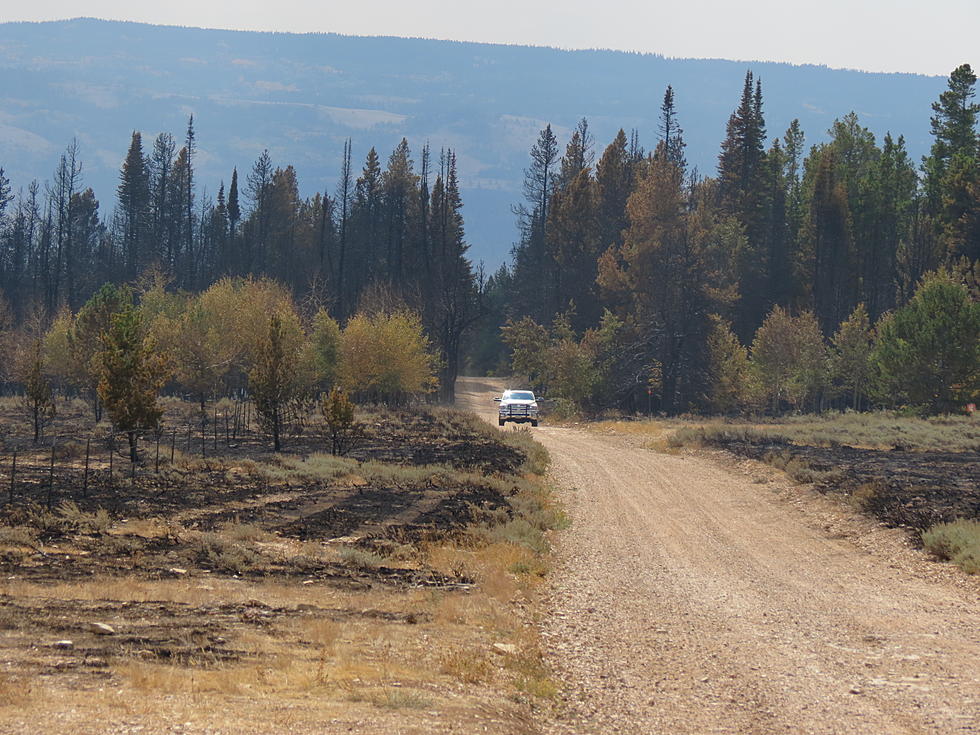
[479,66,980,415]
[1,276,439,455]
[0,126,479,402]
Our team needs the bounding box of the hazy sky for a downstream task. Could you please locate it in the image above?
[3,0,977,76]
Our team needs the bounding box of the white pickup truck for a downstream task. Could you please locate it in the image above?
[495,389,540,427]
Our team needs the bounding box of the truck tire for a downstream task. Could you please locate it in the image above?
[531,420,538,427]
[498,418,505,426]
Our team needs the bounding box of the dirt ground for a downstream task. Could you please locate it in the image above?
[457,377,980,735]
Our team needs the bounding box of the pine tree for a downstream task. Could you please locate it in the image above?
[923,64,980,261]
[871,271,980,413]
[245,149,273,273]
[596,130,632,255]
[512,124,560,320]
[68,282,131,421]
[15,335,56,443]
[428,150,479,402]
[97,304,167,463]
[381,138,417,282]
[659,86,686,171]
[806,149,854,333]
[556,118,594,190]
[350,147,383,300]
[718,72,770,338]
[335,140,353,317]
[117,131,150,279]
[148,132,176,268]
[248,311,310,452]
[183,116,196,282]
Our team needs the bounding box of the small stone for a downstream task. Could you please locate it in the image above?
[493,643,517,655]
[849,686,862,695]
[301,579,315,585]
[51,640,74,650]
[168,567,187,576]
[86,622,115,635]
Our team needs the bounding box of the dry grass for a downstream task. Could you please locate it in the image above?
[0,400,562,734]
[599,412,980,453]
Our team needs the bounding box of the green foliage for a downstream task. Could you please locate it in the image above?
[15,336,56,443]
[311,309,342,390]
[97,304,168,462]
[703,315,751,414]
[500,316,551,389]
[68,283,132,420]
[922,520,980,574]
[750,307,828,412]
[831,303,873,409]
[871,271,980,413]
[339,310,437,402]
[248,311,312,451]
[319,387,363,456]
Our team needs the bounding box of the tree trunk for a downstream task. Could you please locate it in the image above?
[128,431,138,464]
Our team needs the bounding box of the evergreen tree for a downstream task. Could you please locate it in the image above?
[350,147,383,301]
[512,124,560,321]
[659,85,686,171]
[718,72,770,337]
[428,150,479,401]
[148,132,176,268]
[117,131,150,279]
[596,130,632,255]
[923,64,980,262]
[97,304,167,463]
[335,140,353,317]
[871,270,980,413]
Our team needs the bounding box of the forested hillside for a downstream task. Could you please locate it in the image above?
[0,43,976,420]
[481,68,980,415]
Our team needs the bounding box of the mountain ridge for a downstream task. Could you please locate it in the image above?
[0,18,950,267]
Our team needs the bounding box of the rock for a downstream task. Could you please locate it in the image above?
[849,686,862,694]
[493,643,518,655]
[85,622,115,635]
[168,567,187,576]
[51,640,74,650]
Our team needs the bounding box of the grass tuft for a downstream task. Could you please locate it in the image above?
[922,520,980,574]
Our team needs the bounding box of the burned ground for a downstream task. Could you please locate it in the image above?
[713,438,980,534]
[0,402,552,720]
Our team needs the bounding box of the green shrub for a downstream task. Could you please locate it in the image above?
[338,546,386,569]
[192,532,263,574]
[0,526,38,548]
[922,520,980,574]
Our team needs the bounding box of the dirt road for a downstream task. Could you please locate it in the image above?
[456,377,980,734]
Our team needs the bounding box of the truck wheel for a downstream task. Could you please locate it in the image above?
[498,419,505,427]
[531,420,538,427]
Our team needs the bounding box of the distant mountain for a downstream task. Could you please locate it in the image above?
[0,18,948,268]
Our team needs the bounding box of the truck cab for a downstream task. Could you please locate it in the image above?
[495,389,539,427]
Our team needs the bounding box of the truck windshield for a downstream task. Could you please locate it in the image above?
[507,391,535,401]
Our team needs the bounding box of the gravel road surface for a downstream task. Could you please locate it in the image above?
[457,377,980,735]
